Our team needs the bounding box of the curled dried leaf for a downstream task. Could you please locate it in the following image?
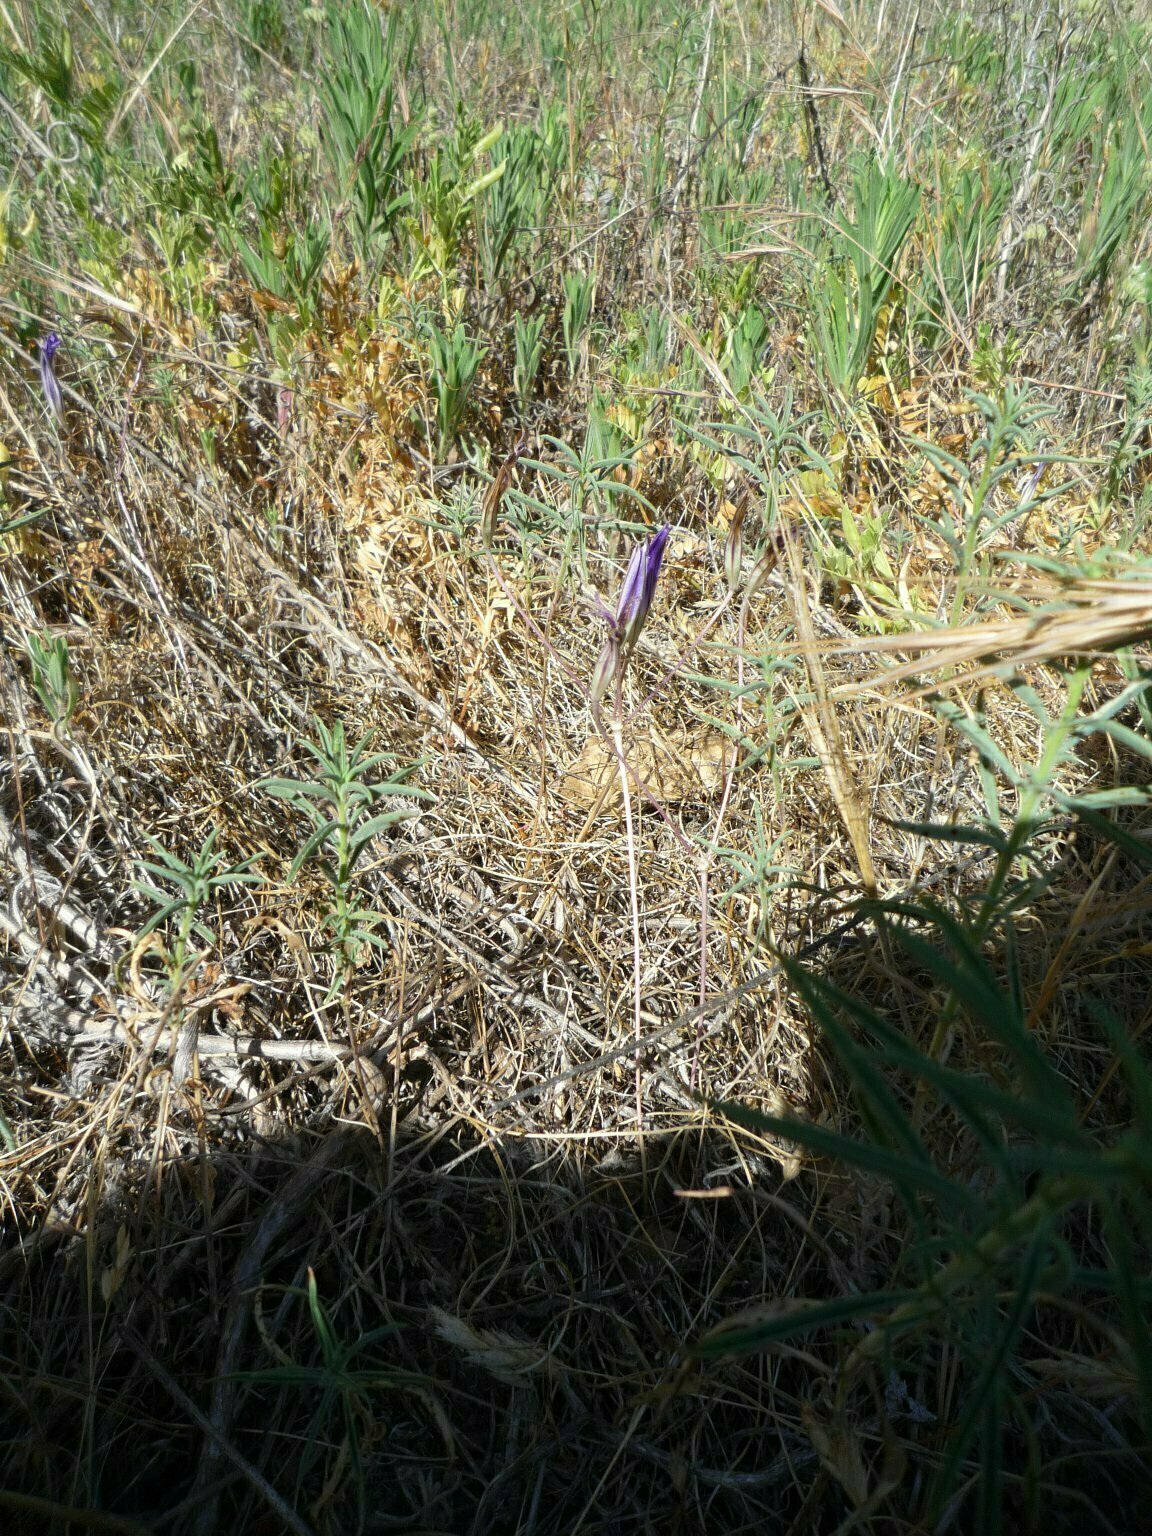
[560,724,729,813]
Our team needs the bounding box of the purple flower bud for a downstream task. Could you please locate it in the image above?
[39,333,63,419]
[614,540,644,617]
[591,527,670,707]
[616,525,670,653]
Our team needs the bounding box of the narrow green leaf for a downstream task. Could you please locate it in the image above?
[712,1096,979,1213]
[881,817,1010,852]
[290,820,339,878]
[691,1290,918,1360]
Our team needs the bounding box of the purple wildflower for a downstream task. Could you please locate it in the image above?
[39,333,63,419]
[591,526,671,707]
[616,526,670,650]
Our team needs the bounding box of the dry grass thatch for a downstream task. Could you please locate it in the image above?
[3,0,1152,1530]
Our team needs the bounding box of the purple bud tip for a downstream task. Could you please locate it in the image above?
[615,541,647,629]
[590,527,670,705]
[642,526,670,610]
[612,525,671,656]
[38,332,64,419]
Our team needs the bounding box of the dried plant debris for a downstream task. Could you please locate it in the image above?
[3,2,1152,1533]
[559,723,729,812]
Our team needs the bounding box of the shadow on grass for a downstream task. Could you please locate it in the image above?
[5,838,1152,1536]
[3,1116,828,1536]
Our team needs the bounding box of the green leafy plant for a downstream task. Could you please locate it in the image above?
[260,720,430,1000]
[916,162,1012,345]
[0,20,120,144]
[244,0,292,64]
[715,801,794,950]
[133,830,261,999]
[562,269,595,380]
[634,303,673,378]
[478,121,552,289]
[1070,109,1152,309]
[513,310,547,415]
[698,157,775,264]
[231,1268,429,1525]
[809,158,919,398]
[25,630,78,735]
[701,768,1152,1530]
[533,402,648,536]
[909,382,1058,601]
[217,139,330,360]
[1103,364,1152,517]
[407,118,505,287]
[820,501,904,630]
[720,305,770,398]
[424,319,487,458]
[970,321,1023,393]
[318,0,421,262]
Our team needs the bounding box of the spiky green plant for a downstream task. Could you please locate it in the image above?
[132,831,261,1009]
[809,159,919,399]
[260,720,430,1001]
[424,319,487,458]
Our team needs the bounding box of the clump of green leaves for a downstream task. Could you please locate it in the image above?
[720,305,771,398]
[704,888,1152,1533]
[513,310,547,415]
[25,631,78,736]
[562,270,596,380]
[477,119,556,289]
[912,382,1055,600]
[407,118,505,288]
[704,651,1152,1527]
[970,322,1022,393]
[232,1268,429,1526]
[424,319,487,458]
[914,163,1011,346]
[318,0,421,261]
[260,720,430,999]
[133,830,261,999]
[809,159,919,398]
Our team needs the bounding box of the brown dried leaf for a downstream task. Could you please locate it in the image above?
[801,1400,870,1507]
[559,724,728,813]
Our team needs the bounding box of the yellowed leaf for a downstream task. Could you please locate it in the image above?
[100,1224,133,1307]
[801,1400,870,1507]
[560,725,728,813]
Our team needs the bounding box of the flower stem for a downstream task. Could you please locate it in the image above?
[612,708,646,1173]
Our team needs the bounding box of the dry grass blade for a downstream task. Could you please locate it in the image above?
[829,573,1152,692]
[782,527,878,895]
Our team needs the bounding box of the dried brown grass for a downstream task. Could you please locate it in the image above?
[3,302,1142,1530]
[3,2,1152,1528]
